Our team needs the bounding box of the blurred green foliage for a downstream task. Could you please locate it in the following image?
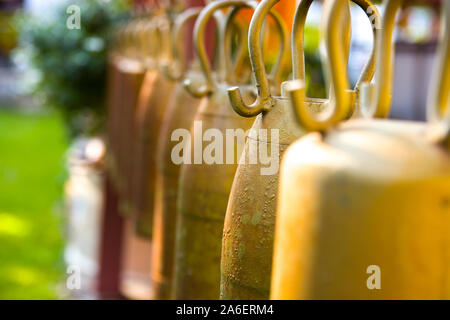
[0,109,68,299]
[14,0,131,137]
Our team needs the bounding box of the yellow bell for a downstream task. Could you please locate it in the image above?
[271,0,450,300]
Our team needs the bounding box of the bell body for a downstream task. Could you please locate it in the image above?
[173,83,255,299]
[271,119,450,300]
[106,57,123,186]
[220,98,323,299]
[110,58,145,211]
[133,69,175,237]
[221,97,301,299]
[151,71,202,299]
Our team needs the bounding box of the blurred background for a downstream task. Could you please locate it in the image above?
[0,0,443,299]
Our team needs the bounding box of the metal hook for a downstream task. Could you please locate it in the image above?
[223,1,289,90]
[183,0,258,98]
[287,0,352,131]
[227,0,281,118]
[427,0,450,135]
[161,7,203,81]
[287,0,379,131]
[359,0,400,119]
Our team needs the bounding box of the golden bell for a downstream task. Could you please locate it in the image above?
[108,20,147,216]
[221,0,379,300]
[172,0,269,300]
[132,15,176,237]
[109,15,158,300]
[150,7,204,300]
[271,0,450,300]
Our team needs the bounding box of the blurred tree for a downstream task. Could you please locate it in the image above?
[14,0,131,137]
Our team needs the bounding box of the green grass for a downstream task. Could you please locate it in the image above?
[0,108,68,299]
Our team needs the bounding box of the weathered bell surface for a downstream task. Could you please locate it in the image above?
[151,69,203,299]
[221,95,306,299]
[271,119,450,299]
[220,0,303,299]
[173,82,255,299]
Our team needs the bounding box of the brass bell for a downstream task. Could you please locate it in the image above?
[272,0,450,299]
[132,14,176,237]
[107,14,156,300]
[172,0,284,299]
[150,7,204,300]
[221,0,379,300]
[107,20,146,215]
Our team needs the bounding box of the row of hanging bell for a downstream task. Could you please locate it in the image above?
[106,10,160,300]
[108,1,190,299]
[151,0,258,299]
[271,0,450,299]
[107,14,148,216]
[150,5,207,300]
[132,9,176,238]
[172,0,290,299]
[221,0,380,300]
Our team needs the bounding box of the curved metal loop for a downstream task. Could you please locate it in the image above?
[292,0,379,92]
[287,0,352,131]
[287,0,379,131]
[359,0,401,118]
[224,1,289,91]
[227,0,281,118]
[224,17,249,83]
[155,15,172,63]
[127,15,158,64]
[223,6,250,84]
[427,0,450,133]
[127,20,143,60]
[183,0,256,98]
[162,7,203,81]
[182,1,227,98]
[135,18,156,65]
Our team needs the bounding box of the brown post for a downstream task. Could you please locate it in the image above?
[97,174,125,299]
